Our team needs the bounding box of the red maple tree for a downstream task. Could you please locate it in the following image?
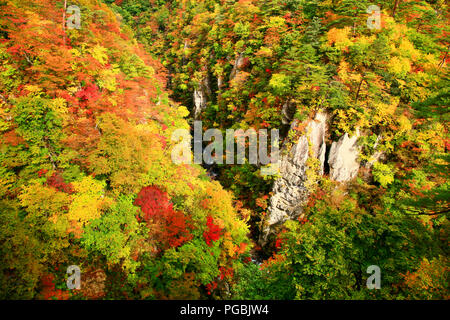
[203,216,222,247]
[134,186,193,250]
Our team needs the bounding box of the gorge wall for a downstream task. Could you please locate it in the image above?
[259,112,362,245]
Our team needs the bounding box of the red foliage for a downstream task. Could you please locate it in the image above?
[75,83,101,103]
[206,281,218,295]
[46,172,74,194]
[157,134,167,149]
[164,210,194,248]
[298,216,309,225]
[275,238,283,250]
[2,130,25,146]
[203,216,222,247]
[134,186,193,249]
[236,242,248,255]
[400,141,412,148]
[134,186,174,221]
[38,169,48,177]
[306,188,326,208]
[40,274,69,300]
[243,256,252,264]
[219,266,234,280]
[200,199,209,209]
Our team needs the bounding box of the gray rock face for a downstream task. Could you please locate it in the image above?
[259,112,327,244]
[193,88,206,118]
[328,130,360,182]
[259,118,366,245]
[281,100,296,125]
[229,52,245,81]
[217,75,224,90]
[193,75,211,119]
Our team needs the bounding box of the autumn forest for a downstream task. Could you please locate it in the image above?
[0,0,448,300]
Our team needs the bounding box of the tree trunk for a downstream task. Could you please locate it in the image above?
[392,0,400,18]
[62,0,67,46]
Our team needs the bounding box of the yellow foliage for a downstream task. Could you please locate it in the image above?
[389,20,408,41]
[387,56,411,76]
[24,85,42,95]
[20,182,70,214]
[230,71,250,89]
[416,122,447,152]
[255,46,273,58]
[356,35,376,46]
[267,16,286,28]
[338,60,362,83]
[90,45,109,65]
[398,39,420,61]
[19,181,71,233]
[327,27,352,50]
[221,231,236,258]
[68,176,106,227]
[98,68,119,92]
[372,99,399,125]
[334,107,362,133]
[177,106,190,118]
[397,115,412,134]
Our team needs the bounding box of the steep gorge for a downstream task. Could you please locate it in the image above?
[0,0,447,300]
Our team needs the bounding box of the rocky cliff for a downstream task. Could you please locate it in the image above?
[328,130,360,182]
[259,112,327,244]
[259,112,363,245]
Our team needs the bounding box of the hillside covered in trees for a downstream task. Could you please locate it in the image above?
[0,0,448,300]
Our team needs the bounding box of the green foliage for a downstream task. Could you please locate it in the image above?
[372,162,396,188]
[232,261,295,300]
[260,188,445,299]
[0,200,44,299]
[82,196,143,274]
